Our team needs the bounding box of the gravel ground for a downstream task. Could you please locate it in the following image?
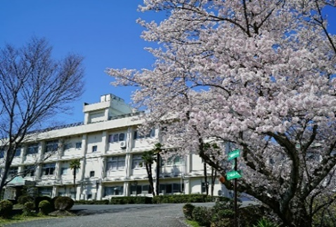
[6,203,196,227]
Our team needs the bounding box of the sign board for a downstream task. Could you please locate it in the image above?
[228,149,240,161]
[226,171,242,180]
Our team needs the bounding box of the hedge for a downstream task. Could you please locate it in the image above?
[110,196,153,204]
[75,200,109,205]
[152,194,230,204]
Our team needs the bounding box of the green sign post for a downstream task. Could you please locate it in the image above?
[226,149,241,227]
[226,171,242,180]
[228,149,240,160]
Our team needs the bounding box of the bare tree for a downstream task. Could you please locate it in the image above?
[0,37,84,194]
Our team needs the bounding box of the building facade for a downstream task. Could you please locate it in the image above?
[2,94,224,200]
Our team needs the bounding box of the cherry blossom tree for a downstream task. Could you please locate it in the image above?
[107,1,336,226]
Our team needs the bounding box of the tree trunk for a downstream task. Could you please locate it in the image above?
[204,161,208,196]
[73,167,77,200]
[156,153,160,196]
[145,163,155,196]
[210,167,216,196]
[0,168,9,198]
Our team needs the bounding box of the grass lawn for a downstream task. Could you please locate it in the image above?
[0,214,56,227]
[185,220,201,227]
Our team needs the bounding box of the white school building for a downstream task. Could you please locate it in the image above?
[2,94,225,200]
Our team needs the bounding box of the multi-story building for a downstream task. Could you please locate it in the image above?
[2,94,224,200]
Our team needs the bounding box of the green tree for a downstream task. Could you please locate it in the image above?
[69,159,81,200]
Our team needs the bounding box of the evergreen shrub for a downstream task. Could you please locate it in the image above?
[0,200,13,218]
[22,201,35,216]
[18,195,33,205]
[54,196,74,211]
[39,200,53,215]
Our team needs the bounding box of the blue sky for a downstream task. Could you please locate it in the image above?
[0,0,165,125]
[1,1,335,126]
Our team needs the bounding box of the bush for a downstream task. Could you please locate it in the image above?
[183,203,195,220]
[238,205,266,226]
[54,196,74,211]
[75,199,109,205]
[22,201,35,216]
[18,195,33,205]
[51,196,60,210]
[192,206,213,227]
[0,200,13,218]
[35,196,52,212]
[152,194,227,204]
[39,200,53,215]
[253,218,280,227]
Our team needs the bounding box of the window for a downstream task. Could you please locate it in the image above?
[106,156,125,172]
[64,143,72,150]
[166,184,172,193]
[27,143,38,155]
[201,182,208,193]
[41,163,56,176]
[39,187,52,197]
[45,140,58,152]
[130,185,151,195]
[162,155,184,166]
[75,142,82,149]
[92,145,97,152]
[104,186,124,196]
[61,167,68,175]
[90,171,95,177]
[14,148,21,157]
[8,167,18,178]
[108,133,126,143]
[70,191,76,200]
[173,183,181,193]
[132,155,143,169]
[24,166,35,177]
[134,129,155,140]
[160,183,183,194]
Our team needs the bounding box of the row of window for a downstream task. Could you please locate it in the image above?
[0,148,22,158]
[0,142,61,157]
[104,183,183,196]
[106,183,183,196]
[7,154,184,179]
[0,130,157,158]
[108,130,156,143]
[39,183,183,199]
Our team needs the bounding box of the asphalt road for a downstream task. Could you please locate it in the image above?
[7,203,201,227]
[7,200,258,227]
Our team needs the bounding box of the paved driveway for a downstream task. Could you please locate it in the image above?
[7,203,196,227]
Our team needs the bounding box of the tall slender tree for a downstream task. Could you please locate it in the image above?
[153,143,162,196]
[141,150,156,196]
[69,159,81,200]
